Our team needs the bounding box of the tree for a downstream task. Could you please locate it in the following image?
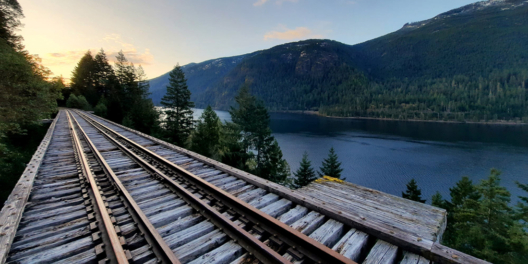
[93,49,116,99]
[0,0,24,50]
[318,147,343,179]
[191,106,221,158]
[228,85,290,183]
[94,97,107,118]
[160,65,195,146]
[218,121,252,171]
[449,176,481,207]
[447,169,528,263]
[259,139,290,184]
[70,51,97,106]
[516,181,528,224]
[402,178,426,203]
[293,152,317,189]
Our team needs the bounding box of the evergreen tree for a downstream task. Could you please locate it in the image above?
[70,51,98,105]
[516,181,528,224]
[191,106,221,158]
[228,85,290,183]
[128,65,158,134]
[218,121,252,171]
[448,169,528,263]
[449,176,481,207]
[293,152,317,189]
[402,178,426,203]
[318,147,343,179]
[160,65,195,146]
[93,49,116,100]
[0,0,23,50]
[259,139,290,184]
[94,97,107,117]
[431,191,447,209]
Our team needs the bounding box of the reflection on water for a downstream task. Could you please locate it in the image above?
[193,108,528,203]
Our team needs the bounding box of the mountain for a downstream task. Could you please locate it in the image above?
[149,0,528,121]
[149,54,248,105]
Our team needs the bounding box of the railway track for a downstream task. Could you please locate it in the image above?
[2,109,488,264]
[68,109,353,264]
[69,109,423,264]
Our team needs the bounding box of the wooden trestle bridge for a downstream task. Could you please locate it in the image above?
[0,110,489,264]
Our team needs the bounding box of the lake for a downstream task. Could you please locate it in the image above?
[192,109,528,204]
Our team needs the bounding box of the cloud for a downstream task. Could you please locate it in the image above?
[41,34,153,67]
[253,0,268,6]
[253,0,298,6]
[264,26,323,40]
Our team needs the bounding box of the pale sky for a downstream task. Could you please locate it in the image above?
[18,0,477,81]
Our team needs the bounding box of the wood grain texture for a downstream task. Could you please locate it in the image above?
[0,111,59,264]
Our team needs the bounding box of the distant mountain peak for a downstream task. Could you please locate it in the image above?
[401,0,528,31]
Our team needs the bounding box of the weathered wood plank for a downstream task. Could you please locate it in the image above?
[0,112,59,263]
[363,240,399,264]
[332,228,370,262]
[188,240,244,264]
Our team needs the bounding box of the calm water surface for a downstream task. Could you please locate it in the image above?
[192,109,528,203]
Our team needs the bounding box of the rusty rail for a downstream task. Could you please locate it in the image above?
[66,111,130,264]
[68,111,181,264]
[74,110,356,264]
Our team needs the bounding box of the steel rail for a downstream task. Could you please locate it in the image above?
[72,111,292,264]
[75,110,356,264]
[68,111,181,264]
[66,111,130,264]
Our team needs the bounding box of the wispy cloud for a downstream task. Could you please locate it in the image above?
[253,0,298,7]
[264,26,323,40]
[41,34,154,67]
[253,0,268,6]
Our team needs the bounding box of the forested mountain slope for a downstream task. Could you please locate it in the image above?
[149,54,248,104]
[150,0,528,122]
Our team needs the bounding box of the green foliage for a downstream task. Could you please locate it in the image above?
[293,152,317,189]
[0,1,61,205]
[402,178,426,203]
[318,147,343,179]
[66,94,91,110]
[70,51,98,106]
[0,0,23,50]
[218,121,252,171]
[190,106,221,158]
[225,86,290,183]
[435,170,528,263]
[160,65,195,146]
[94,98,108,118]
[516,181,528,224]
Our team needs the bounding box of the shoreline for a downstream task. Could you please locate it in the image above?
[270,110,528,126]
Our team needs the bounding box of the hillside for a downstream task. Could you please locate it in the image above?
[149,54,248,105]
[149,0,528,121]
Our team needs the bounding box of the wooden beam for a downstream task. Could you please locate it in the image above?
[0,111,60,264]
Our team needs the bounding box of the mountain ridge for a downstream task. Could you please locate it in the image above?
[149,0,528,121]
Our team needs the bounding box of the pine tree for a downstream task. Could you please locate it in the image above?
[70,51,98,105]
[402,178,426,203]
[448,169,528,263]
[160,65,194,146]
[293,152,317,189]
[191,106,221,158]
[260,139,290,184]
[318,147,343,179]
[449,176,481,207]
[516,181,528,223]
[431,191,447,209]
[228,85,290,183]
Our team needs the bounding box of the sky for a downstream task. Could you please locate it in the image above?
[18,0,478,81]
